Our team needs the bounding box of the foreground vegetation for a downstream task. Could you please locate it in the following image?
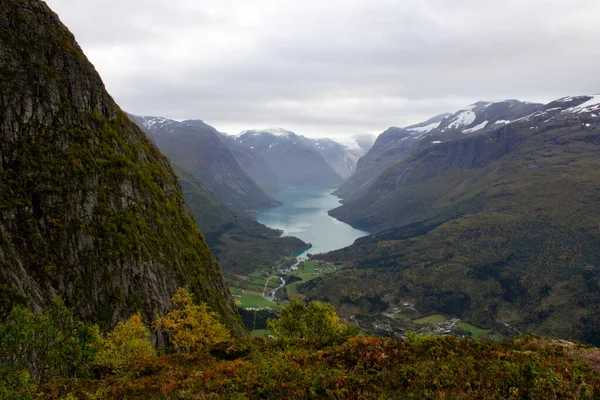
[40,335,600,399]
[4,294,600,399]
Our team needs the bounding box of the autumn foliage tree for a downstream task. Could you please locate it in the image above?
[267,299,359,345]
[153,288,229,353]
[94,313,155,372]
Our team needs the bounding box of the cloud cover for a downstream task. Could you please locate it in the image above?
[46,0,600,138]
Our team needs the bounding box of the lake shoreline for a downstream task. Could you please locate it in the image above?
[255,187,370,258]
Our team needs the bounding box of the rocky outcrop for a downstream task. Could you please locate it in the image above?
[0,0,244,335]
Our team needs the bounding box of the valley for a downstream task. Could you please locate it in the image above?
[4,1,600,397]
[226,188,369,335]
[255,188,369,257]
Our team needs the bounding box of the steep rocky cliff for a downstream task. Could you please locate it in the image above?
[0,0,244,335]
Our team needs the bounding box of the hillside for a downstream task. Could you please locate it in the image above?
[300,137,362,179]
[174,166,308,279]
[131,116,280,214]
[311,96,600,343]
[218,133,281,193]
[334,101,542,200]
[0,0,243,334]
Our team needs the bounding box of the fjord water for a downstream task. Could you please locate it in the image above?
[256,188,369,257]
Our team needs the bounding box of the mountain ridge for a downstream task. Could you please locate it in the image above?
[130,115,280,214]
[334,100,543,200]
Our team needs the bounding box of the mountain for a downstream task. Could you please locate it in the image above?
[232,128,344,189]
[174,165,308,280]
[350,133,377,154]
[307,95,600,343]
[224,129,374,190]
[218,133,281,193]
[300,137,362,180]
[0,0,244,335]
[334,101,542,200]
[131,116,280,214]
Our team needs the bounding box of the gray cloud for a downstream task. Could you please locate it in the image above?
[46,0,600,137]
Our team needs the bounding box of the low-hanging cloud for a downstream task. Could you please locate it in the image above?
[46,0,600,137]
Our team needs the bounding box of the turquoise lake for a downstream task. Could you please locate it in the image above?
[256,188,369,257]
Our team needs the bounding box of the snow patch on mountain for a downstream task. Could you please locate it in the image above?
[568,95,600,113]
[463,121,489,134]
[239,128,296,138]
[447,110,477,130]
[408,121,441,134]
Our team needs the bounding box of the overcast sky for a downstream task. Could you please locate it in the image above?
[46,0,600,139]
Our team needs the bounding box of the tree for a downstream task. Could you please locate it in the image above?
[0,297,101,398]
[94,313,155,372]
[153,288,229,353]
[267,299,359,344]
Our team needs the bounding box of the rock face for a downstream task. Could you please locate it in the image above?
[0,0,244,335]
[131,116,280,214]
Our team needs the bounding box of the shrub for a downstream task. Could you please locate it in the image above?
[0,298,101,384]
[94,313,156,372]
[267,299,359,345]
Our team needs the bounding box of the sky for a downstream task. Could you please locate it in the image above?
[46,0,600,139]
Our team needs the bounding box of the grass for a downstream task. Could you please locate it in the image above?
[238,293,276,309]
[413,314,448,325]
[459,321,492,339]
[250,329,273,338]
[286,281,300,297]
[229,287,242,296]
[285,260,339,300]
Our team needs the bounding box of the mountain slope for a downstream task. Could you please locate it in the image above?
[300,137,362,180]
[234,129,344,188]
[309,96,600,343]
[218,133,281,193]
[132,117,279,213]
[335,101,542,200]
[174,165,308,279]
[0,0,243,335]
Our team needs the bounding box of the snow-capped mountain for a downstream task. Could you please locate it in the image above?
[334,99,543,199]
[129,115,280,213]
[299,137,360,180]
[231,129,344,189]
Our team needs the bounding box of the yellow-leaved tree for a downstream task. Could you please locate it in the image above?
[153,288,229,353]
[94,312,156,372]
[267,299,359,345]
